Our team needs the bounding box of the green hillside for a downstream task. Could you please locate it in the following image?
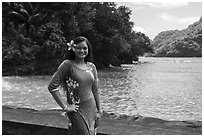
[151,17,202,57]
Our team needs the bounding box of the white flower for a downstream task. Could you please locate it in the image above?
[66,78,79,90]
[67,40,76,51]
[65,77,80,104]
[76,83,79,87]
[70,92,73,96]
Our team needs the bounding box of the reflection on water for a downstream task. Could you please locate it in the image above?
[99,57,202,121]
[2,57,202,121]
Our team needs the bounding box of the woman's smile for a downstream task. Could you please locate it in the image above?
[48,36,101,135]
[74,41,88,59]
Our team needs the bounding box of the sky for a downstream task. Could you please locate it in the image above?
[1,0,202,40]
[115,1,202,40]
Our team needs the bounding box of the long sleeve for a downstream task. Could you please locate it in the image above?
[48,60,70,92]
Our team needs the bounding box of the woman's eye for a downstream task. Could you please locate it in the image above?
[76,47,88,50]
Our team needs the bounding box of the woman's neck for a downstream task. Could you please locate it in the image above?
[73,58,85,64]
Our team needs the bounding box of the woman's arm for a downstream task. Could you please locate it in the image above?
[48,60,79,112]
[50,91,67,110]
[51,91,79,112]
[91,63,102,128]
[91,63,102,114]
[93,84,101,113]
[48,60,69,110]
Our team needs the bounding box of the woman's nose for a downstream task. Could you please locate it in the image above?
[79,49,84,52]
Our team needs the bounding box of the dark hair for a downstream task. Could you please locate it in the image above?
[64,36,93,62]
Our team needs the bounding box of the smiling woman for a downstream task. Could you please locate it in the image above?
[74,41,89,59]
[48,36,102,135]
[65,36,93,63]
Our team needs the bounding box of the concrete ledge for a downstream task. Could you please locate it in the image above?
[2,106,202,135]
[3,121,68,135]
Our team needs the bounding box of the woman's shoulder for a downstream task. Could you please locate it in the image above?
[62,59,72,64]
[87,62,97,69]
[87,62,95,66]
[59,60,72,68]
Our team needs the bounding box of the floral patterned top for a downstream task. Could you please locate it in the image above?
[48,60,99,104]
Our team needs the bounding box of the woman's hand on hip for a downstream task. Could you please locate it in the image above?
[94,110,102,128]
[65,103,79,112]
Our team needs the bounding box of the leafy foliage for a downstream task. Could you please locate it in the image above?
[2,2,153,76]
[34,22,67,74]
[152,18,202,57]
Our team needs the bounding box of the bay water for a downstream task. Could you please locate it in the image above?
[99,57,202,121]
[2,57,202,121]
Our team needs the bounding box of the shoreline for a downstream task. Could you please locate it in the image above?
[3,69,202,122]
[2,105,202,135]
[3,105,201,122]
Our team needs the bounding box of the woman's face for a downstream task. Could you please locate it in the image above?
[74,41,88,60]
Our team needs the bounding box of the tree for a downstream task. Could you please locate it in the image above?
[6,2,48,37]
[152,18,202,57]
[2,2,154,75]
[34,22,67,74]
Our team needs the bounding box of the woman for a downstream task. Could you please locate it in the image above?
[48,36,102,135]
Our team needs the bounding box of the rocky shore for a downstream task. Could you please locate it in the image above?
[2,105,202,135]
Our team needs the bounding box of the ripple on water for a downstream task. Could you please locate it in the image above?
[2,58,202,121]
[2,80,12,90]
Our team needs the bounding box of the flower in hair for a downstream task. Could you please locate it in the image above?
[67,40,76,51]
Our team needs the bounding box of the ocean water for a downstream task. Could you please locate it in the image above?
[99,57,202,121]
[2,57,202,121]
